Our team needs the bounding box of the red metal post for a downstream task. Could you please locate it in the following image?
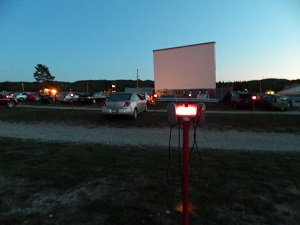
[71,96,74,110]
[182,118,190,225]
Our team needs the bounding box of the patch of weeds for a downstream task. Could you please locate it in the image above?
[0,138,300,224]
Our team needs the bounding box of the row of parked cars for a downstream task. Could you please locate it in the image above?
[1,90,292,119]
[0,90,149,119]
[0,91,108,108]
[2,91,107,103]
[223,91,291,111]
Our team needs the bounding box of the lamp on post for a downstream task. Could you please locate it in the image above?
[173,103,205,225]
[252,95,257,114]
[70,93,74,110]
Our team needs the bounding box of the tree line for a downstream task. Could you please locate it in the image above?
[2,78,299,94]
[1,64,299,93]
[1,64,154,93]
[0,79,155,93]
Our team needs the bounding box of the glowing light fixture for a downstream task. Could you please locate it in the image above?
[175,105,197,116]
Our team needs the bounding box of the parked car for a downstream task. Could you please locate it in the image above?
[57,92,79,103]
[0,93,18,108]
[40,93,55,103]
[2,92,15,100]
[230,91,254,108]
[39,89,57,104]
[27,92,41,101]
[78,92,106,104]
[102,92,147,119]
[260,94,289,111]
[15,92,28,101]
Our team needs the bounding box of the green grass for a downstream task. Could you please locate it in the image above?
[1,106,300,133]
[0,138,299,225]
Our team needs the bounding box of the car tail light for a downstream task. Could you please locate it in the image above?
[102,102,106,107]
[124,101,131,107]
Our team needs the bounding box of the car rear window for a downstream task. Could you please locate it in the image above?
[110,94,131,101]
[239,94,251,99]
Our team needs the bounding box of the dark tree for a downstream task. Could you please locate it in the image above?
[33,64,55,83]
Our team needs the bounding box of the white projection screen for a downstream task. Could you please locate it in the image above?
[153,42,216,90]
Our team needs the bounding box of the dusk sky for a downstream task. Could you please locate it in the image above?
[1,0,299,83]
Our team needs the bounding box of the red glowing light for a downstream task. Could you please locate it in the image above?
[175,105,197,116]
[175,202,197,213]
[252,96,257,100]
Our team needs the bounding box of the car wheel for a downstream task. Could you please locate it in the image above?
[132,108,138,119]
[280,106,287,111]
[7,101,15,108]
[92,99,96,104]
[19,97,25,101]
[144,104,148,112]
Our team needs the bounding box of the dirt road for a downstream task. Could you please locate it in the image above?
[1,121,299,151]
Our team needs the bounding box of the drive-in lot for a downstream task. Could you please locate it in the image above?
[1,103,300,152]
[0,106,299,224]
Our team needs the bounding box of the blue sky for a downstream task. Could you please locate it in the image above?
[1,0,299,82]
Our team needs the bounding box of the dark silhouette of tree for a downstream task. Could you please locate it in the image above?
[33,64,55,83]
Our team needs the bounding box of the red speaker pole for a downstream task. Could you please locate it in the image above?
[182,117,190,225]
[174,104,200,225]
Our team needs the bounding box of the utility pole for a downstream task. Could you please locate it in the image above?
[259,80,261,95]
[136,69,139,88]
[260,75,264,95]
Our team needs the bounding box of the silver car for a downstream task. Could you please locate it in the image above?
[57,92,79,103]
[15,92,28,101]
[102,92,147,119]
[261,94,289,111]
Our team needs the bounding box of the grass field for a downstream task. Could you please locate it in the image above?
[1,106,300,133]
[0,106,300,224]
[0,138,299,225]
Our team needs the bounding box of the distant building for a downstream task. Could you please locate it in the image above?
[278,85,300,102]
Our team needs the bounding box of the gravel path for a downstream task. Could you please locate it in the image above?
[1,121,299,151]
